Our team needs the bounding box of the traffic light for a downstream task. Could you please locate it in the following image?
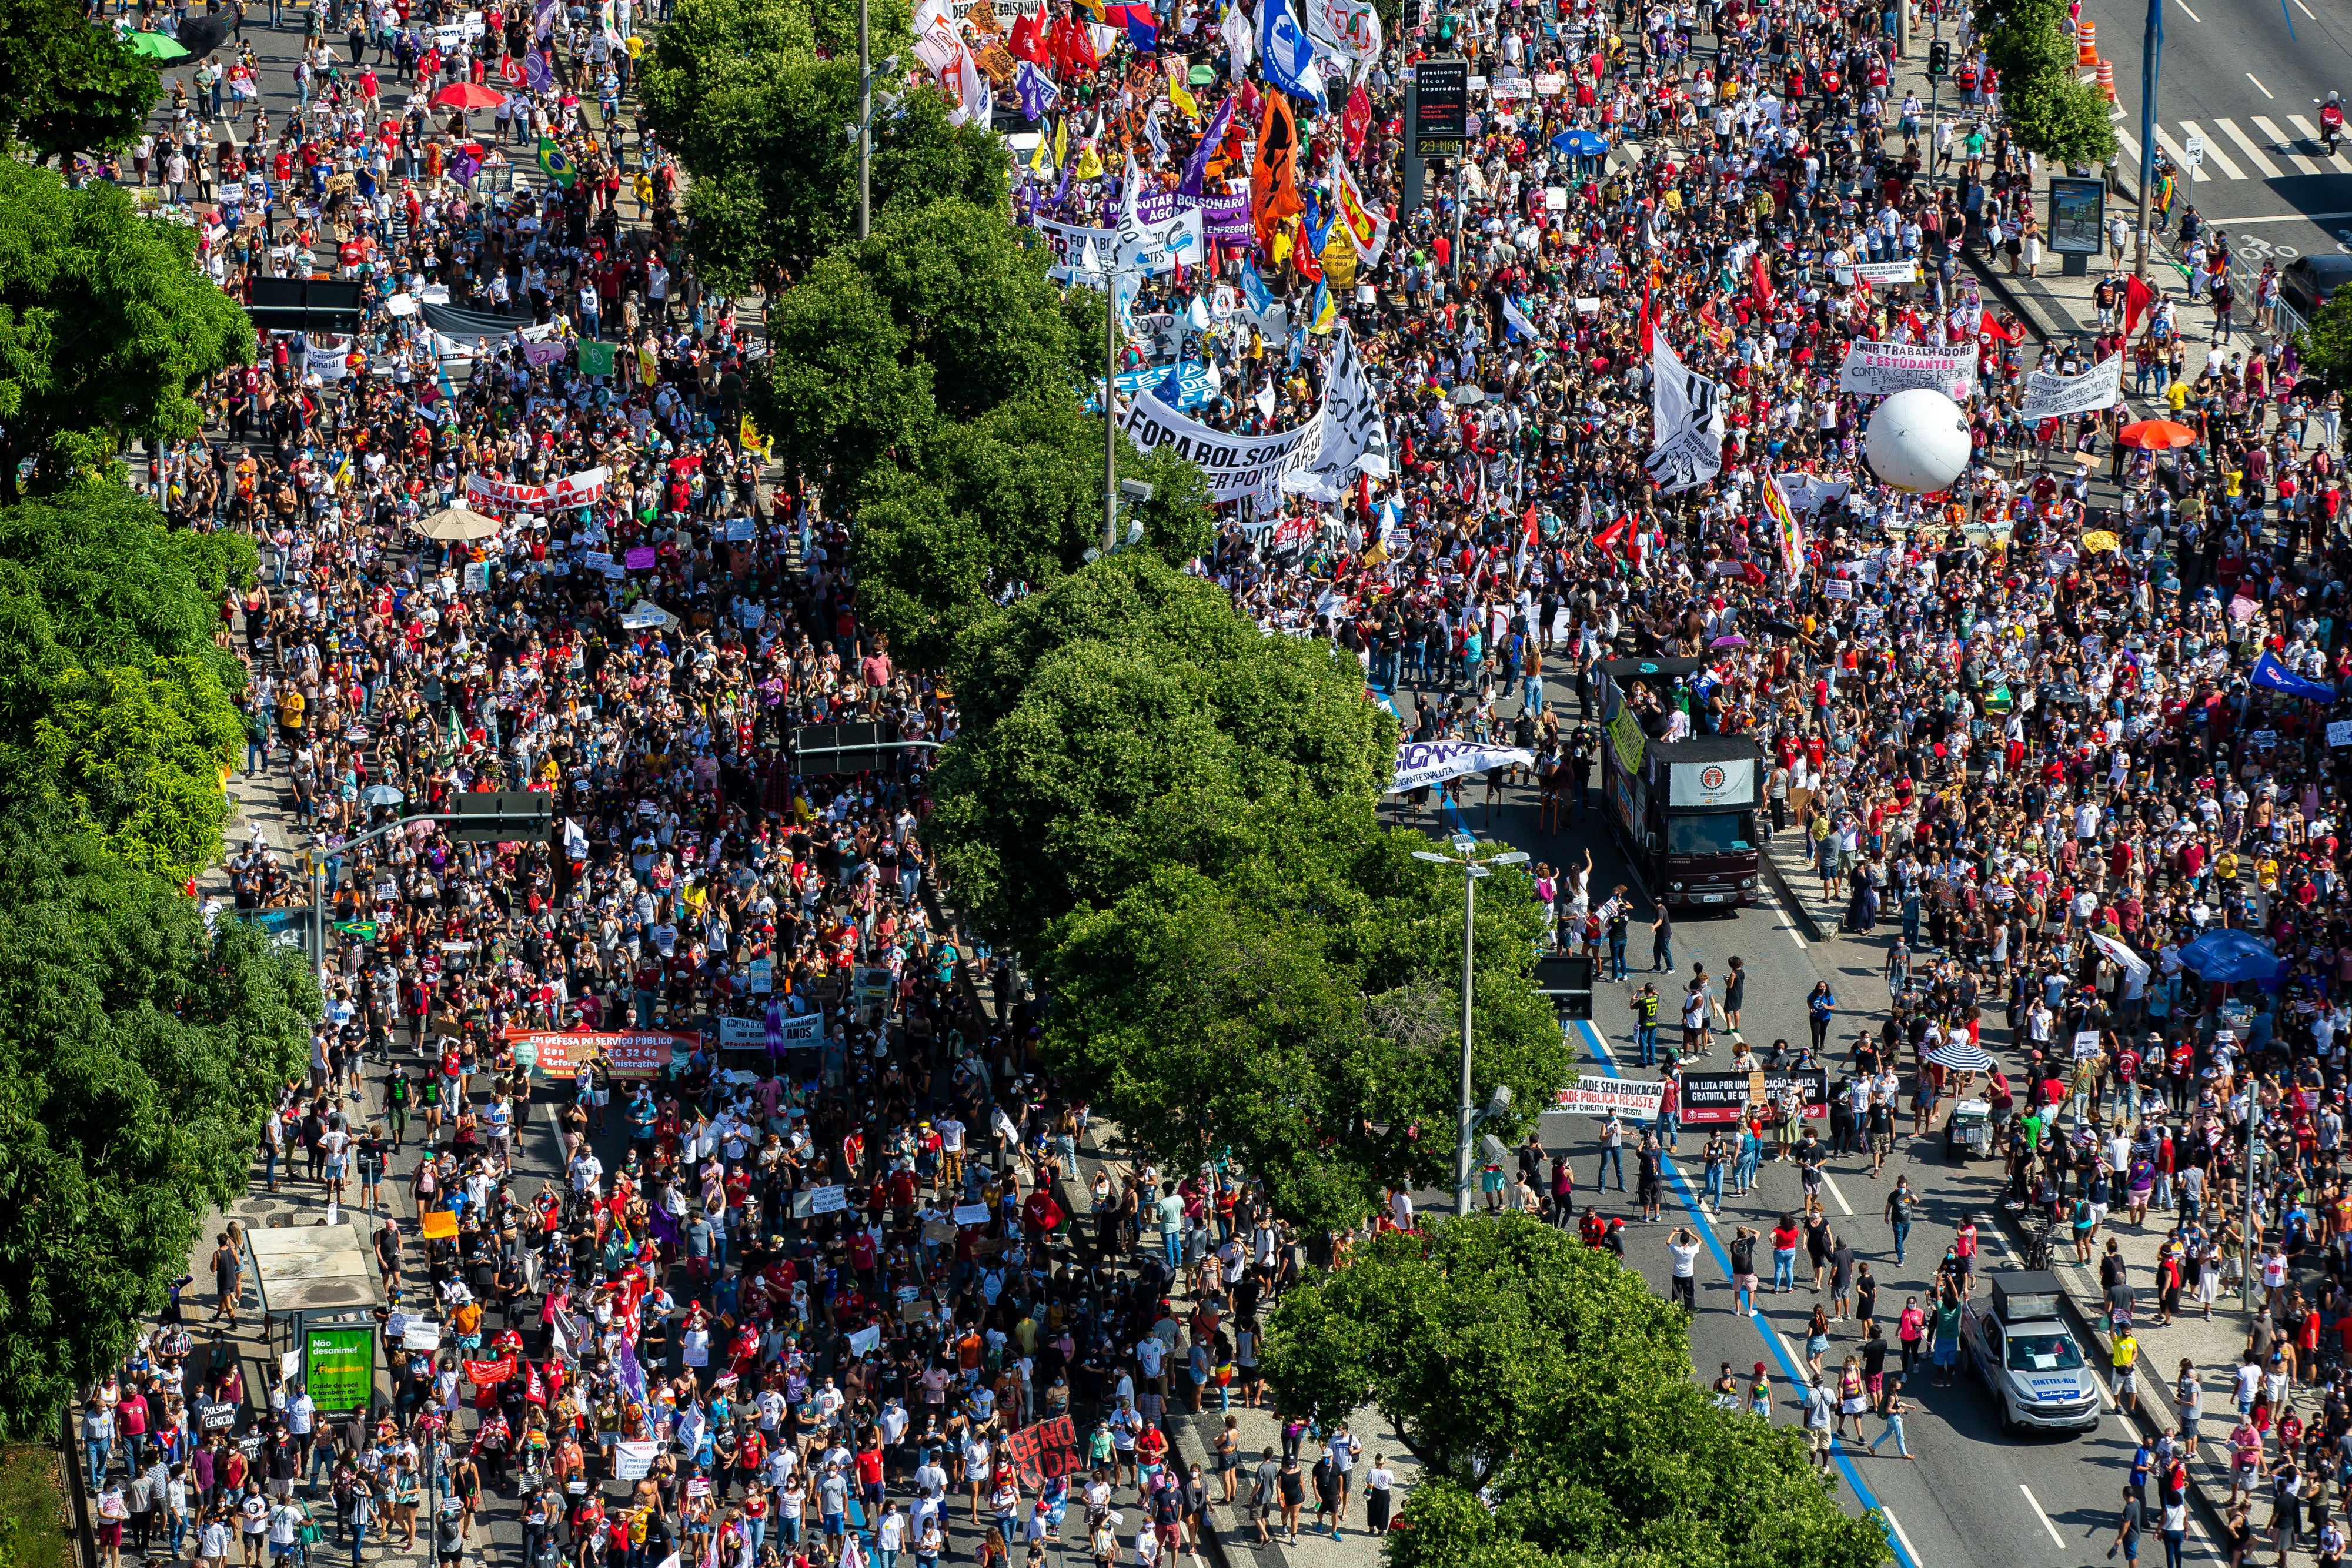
[1927,40,1950,78]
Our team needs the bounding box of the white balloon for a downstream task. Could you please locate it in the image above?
[1864,387,1972,494]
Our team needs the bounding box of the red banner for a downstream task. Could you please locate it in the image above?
[465,1355,517,1385]
[1001,1415,1081,1490]
[505,1029,695,1079]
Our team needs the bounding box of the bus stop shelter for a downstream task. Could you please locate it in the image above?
[248,1222,385,1416]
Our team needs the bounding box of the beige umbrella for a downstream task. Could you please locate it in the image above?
[416,505,502,541]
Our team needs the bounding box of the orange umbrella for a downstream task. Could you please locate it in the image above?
[432,81,507,111]
[2116,417,2197,450]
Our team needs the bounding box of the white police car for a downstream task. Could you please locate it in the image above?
[1959,1270,2102,1435]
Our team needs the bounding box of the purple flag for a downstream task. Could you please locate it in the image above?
[764,997,784,1057]
[1178,96,1232,199]
[525,49,553,90]
[616,1336,649,1408]
[1015,60,1060,123]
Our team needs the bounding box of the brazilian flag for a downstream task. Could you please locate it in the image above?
[537,135,576,189]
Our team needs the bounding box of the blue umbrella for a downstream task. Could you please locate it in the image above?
[2179,927,2286,985]
[1551,128,1610,157]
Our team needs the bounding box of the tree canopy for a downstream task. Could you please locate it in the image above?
[0,485,253,875]
[0,798,316,1438]
[1261,1215,1890,1568]
[0,161,255,500]
[0,0,162,165]
[640,0,1004,290]
[928,553,1395,948]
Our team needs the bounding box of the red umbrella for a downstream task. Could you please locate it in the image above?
[432,81,506,111]
[2116,417,2197,450]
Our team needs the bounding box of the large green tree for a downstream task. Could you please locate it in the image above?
[927,553,1394,951]
[0,0,162,165]
[0,800,316,1437]
[640,0,1005,289]
[0,162,255,499]
[850,398,1215,668]
[1263,1216,1890,1568]
[1044,823,1571,1229]
[0,485,253,875]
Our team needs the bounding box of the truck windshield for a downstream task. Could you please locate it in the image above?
[2004,1332,2084,1373]
[1665,814,1752,855]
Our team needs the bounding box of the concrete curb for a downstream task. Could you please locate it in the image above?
[1762,839,1828,944]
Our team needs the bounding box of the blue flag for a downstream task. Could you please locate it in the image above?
[2251,650,2336,703]
[1121,8,1158,51]
[1237,259,1274,314]
[1258,0,1319,98]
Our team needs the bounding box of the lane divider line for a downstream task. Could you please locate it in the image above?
[2020,1483,2067,1549]
[1571,1019,1921,1568]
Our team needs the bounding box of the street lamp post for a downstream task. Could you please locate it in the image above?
[858,0,871,240]
[2136,0,2164,279]
[1414,837,1529,1216]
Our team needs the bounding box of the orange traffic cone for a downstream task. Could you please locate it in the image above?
[2076,19,2098,65]
[2096,58,2116,100]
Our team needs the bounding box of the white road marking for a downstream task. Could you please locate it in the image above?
[2213,116,2285,178]
[2295,0,2317,17]
[1882,1507,1923,1567]
[2020,1485,2067,1550]
[2202,210,2352,222]
[2284,114,2352,174]
[2172,0,2201,17]
[1821,1172,1854,1216]
[2252,115,2321,173]
[2178,122,2247,180]
[2115,127,2141,170]
[2248,73,2275,99]
[1779,1332,1812,1383]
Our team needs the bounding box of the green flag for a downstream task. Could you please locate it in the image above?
[576,338,616,377]
[537,135,576,189]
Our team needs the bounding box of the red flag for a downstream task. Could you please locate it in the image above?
[1594,516,1632,556]
[2124,273,2154,334]
[1979,309,2017,343]
[1638,286,1653,355]
[1008,10,1045,61]
[523,1363,549,1407]
[1750,253,1775,312]
[1521,504,1541,549]
[1342,83,1372,162]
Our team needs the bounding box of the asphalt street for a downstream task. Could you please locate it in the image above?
[1377,677,2220,1568]
[2077,0,2352,286]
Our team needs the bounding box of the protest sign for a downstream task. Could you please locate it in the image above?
[1552,1075,1666,1116]
[2020,355,2124,422]
[1001,1416,1084,1489]
[505,1029,694,1079]
[1677,1068,1828,1125]
[1838,340,1975,401]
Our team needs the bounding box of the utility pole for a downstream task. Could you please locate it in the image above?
[2241,1088,2262,1305]
[1413,838,1528,1216]
[858,0,872,240]
[1104,252,1121,553]
[2135,0,2163,279]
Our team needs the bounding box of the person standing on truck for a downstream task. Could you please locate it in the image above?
[1605,892,1631,981]
[1651,906,1675,974]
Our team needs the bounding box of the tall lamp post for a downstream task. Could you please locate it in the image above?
[1414,836,1528,1216]
[2136,0,2163,279]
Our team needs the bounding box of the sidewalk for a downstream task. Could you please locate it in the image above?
[1040,1133,1419,1568]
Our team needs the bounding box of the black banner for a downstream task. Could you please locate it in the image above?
[1678,1068,1827,1125]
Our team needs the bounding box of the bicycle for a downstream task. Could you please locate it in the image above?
[2020,1216,2060,1272]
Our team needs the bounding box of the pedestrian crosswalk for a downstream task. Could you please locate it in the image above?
[2110,113,2352,181]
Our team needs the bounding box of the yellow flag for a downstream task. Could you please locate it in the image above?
[1166,58,1197,117]
[1030,126,1051,174]
[1311,281,1338,335]
[1053,116,1068,170]
[1074,141,1103,180]
[1319,222,1357,292]
[739,412,761,449]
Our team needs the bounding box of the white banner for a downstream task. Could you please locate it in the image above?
[1665,756,1756,808]
[613,1441,658,1481]
[1386,740,1535,794]
[1554,1075,1667,1116]
[1645,333,1723,494]
[1119,325,1379,510]
[1776,475,1851,515]
[2020,355,2124,422]
[465,466,610,514]
[1033,207,1205,280]
[1838,340,1975,402]
[304,333,356,382]
[1833,259,1923,286]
